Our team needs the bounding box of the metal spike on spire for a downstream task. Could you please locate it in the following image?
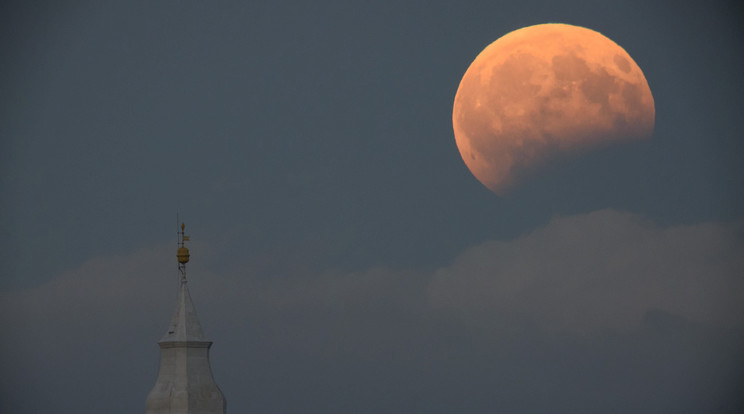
[176,222,190,282]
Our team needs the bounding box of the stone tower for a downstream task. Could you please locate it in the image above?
[146,223,226,414]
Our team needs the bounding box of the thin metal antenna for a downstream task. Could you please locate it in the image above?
[176,212,180,285]
[176,221,190,283]
[176,212,180,247]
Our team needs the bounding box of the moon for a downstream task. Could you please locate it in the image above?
[453,23,655,194]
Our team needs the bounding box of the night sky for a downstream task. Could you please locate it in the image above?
[1,1,743,413]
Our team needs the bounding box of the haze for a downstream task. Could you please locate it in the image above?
[1,1,743,413]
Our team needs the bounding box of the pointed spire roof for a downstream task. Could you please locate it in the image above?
[159,278,210,343]
[159,221,210,344]
[147,221,226,414]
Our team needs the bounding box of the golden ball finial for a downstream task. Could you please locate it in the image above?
[177,246,190,264]
[177,222,190,264]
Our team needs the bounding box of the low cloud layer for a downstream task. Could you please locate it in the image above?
[429,209,744,332]
[2,209,743,413]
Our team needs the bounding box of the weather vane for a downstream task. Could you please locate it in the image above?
[177,222,191,282]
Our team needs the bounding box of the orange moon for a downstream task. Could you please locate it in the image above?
[453,23,654,194]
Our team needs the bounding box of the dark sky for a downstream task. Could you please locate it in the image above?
[1,1,743,413]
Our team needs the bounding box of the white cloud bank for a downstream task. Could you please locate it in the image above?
[2,209,743,414]
[428,209,744,332]
[3,209,742,342]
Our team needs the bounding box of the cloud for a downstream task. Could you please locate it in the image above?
[0,241,222,413]
[1,243,188,332]
[3,210,742,352]
[2,210,743,413]
[428,209,744,333]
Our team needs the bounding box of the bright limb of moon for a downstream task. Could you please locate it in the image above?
[453,23,655,194]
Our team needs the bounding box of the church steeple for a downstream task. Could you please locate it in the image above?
[146,223,226,414]
[160,223,208,343]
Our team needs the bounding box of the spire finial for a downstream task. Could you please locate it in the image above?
[177,222,190,281]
